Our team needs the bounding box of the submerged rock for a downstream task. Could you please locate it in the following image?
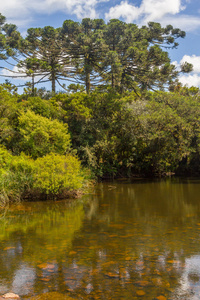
[2,293,20,299]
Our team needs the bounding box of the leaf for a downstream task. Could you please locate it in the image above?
[69,251,77,255]
[4,247,15,250]
[136,290,146,296]
[167,260,179,264]
[105,272,119,278]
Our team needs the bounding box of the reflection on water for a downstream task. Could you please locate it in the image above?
[1,178,200,299]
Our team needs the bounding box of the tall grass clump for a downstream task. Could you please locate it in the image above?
[0,148,35,205]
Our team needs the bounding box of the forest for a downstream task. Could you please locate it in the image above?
[0,14,200,204]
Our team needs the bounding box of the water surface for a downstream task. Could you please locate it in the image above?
[1,178,200,299]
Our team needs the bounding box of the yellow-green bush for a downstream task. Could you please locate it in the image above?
[0,150,87,204]
[18,110,71,158]
[0,146,12,171]
[0,152,35,204]
[33,153,85,197]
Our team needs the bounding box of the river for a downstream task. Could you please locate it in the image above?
[1,178,200,299]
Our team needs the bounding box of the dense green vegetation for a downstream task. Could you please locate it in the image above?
[1,86,200,200]
[0,14,199,204]
[0,87,89,204]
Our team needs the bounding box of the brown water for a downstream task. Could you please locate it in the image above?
[1,178,200,299]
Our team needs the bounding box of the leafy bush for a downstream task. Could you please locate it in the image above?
[0,146,12,171]
[0,149,87,204]
[33,153,85,197]
[18,110,71,158]
[0,151,34,204]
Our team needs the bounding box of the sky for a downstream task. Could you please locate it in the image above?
[0,0,200,91]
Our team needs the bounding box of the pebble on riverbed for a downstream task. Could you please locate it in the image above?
[1,293,20,299]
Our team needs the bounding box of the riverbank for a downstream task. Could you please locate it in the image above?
[1,87,200,205]
[0,149,90,206]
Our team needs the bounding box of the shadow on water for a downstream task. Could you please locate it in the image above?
[1,178,200,299]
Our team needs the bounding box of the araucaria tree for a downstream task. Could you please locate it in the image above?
[0,14,192,93]
[0,13,21,60]
[102,20,192,93]
[61,18,107,94]
[18,26,72,93]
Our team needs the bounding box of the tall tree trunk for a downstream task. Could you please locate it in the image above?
[32,74,35,96]
[112,40,115,89]
[86,71,90,94]
[51,70,56,93]
[120,71,125,94]
[85,58,91,94]
[111,73,115,89]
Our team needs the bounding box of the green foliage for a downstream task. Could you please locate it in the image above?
[0,87,19,151]
[0,13,21,60]
[0,145,12,170]
[33,153,85,196]
[0,150,87,204]
[134,99,192,174]
[0,151,34,204]
[18,110,71,158]
[18,96,65,120]
[19,26,69,93]
[1,24,200,191]
[0,80,18,95]
[67,83,85,93]
[52,92,92,120]
[101,20,187,93]
[58,90,137,177]
[0,147,13,203]
[54,89,200,177]
[146,91,200,174]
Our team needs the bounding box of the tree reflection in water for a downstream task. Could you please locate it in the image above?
[0,179,200,299]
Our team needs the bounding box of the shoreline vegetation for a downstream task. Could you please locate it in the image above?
[0,148,90,205]
[1,86,200,206]
[0,15,200,205]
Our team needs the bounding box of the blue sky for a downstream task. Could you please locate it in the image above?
[1,0,200,90]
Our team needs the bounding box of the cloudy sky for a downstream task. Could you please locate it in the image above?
[0,0,200,89]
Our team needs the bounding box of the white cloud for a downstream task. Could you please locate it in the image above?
[159,15,200,32]
[0,0,100,27]
[179,74,200,87]
[105,1,140,23]
[105,0,184,22]
[141,0,184,23]
[105,0,200,32]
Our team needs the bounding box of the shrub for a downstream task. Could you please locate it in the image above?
[0,151,35,204]
[33,153,86,197]
[18,110,71,158]
[0,146,12,170]
[0,151,87,204]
